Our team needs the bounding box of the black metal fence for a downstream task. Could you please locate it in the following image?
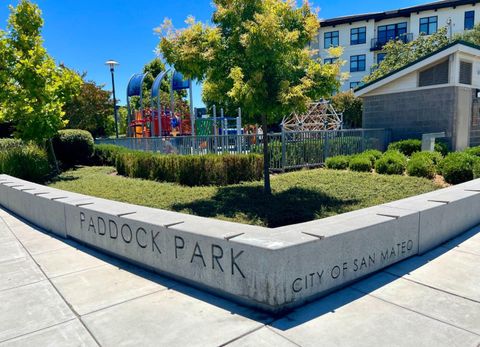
[96,129,390,172]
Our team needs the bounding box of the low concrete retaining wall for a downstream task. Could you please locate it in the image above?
[1,174,479,312]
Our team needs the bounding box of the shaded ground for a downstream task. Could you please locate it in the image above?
[48,166,441,227]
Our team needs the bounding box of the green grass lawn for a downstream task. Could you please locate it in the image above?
[48,166,442,228]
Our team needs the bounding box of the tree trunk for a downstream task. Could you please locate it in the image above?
[48,138,60,174]
[261,114,271,195]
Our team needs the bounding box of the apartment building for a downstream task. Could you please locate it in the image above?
[316,0,480,91]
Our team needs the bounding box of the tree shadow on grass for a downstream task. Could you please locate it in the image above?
[172,186,359,228]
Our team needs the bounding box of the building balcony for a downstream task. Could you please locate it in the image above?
[370,33,413,51]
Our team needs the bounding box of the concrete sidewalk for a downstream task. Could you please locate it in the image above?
[0,206,479,347]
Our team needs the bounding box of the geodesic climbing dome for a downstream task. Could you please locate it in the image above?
[282,100,343,131]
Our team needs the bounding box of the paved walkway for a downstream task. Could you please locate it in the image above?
[0,206,479,347]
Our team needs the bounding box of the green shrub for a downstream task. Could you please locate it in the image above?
[0,144,50,182]
[92,144,127,166]
[325,155,350,170]
[406,153,436,179]
[465,146,480,158]
[0,138,23,151]
[439,152,478,184]
[375,151,407,175]
[360,149,382,166]
[388,139,447,157]
[93,145,263,186]
[349,155,373,172]
[474,161,480,179]
[52,129,94,167]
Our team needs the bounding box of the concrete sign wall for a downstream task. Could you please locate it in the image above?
[1,174,479,312]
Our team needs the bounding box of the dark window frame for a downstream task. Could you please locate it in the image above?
[324,57,338,64]
[350,54,366,72]
[350,81,362,89]
[324,31,339,49]
[377,53,387,64]
[350,27,366,45]
[419,16,438,35]
[377,22,407,45]
[465,10,475,30]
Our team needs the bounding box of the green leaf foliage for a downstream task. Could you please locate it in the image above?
[439,152,478,184]
[375,151,407,175]
[331,91,363,128]
[0,0,82,144]
[349,154,373,172]
[157,0,342,125]
[0,143,50,182]
[52,129,94,168]
[325,155,350,170]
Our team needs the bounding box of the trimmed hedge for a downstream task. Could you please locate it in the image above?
[474,160,480,179]
[406,152,436,179]
[465,146,480,158]
[93,145,263,186]
[325,155,350,170]
[439,152,478,184]
[0,144,50,182]
[388,139,447,157]
[361,149,382,166]
[375,151,407,175]
[349,155,373,172]
[53,129,94,167]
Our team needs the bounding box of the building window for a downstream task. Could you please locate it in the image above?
[350,55,366,72]
[350,82,362,89]
[350,27,366,45]
[377,53,387,64]
[465,11,475,30]
[324,31,339,48]
[459,61,473,85]
[324,57,338,64]
[377,23,407,45]
[419,16,438,35]
[418,60,449,87]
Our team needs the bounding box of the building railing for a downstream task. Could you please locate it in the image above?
[96,129,391,172]
[370,33,413,51]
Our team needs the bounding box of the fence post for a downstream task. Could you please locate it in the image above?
[361,129,366,152]
[323,131,329,163]
[281,126,286,172]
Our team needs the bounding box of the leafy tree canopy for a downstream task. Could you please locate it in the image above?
[63,77,115,138]
[331,91,362,129]
[0,0,82,144]
[157,0,343,126]
[364,27,449,83]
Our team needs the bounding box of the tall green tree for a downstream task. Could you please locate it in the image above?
[0,0,82,145]
[365,28,449,83]
[158,0,342,193]
[63,78,115,138]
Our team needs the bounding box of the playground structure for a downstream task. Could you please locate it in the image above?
[281,100,343,131]
[127,69,244,138]
[127,70,194,138]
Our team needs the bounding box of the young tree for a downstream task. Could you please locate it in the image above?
[331,91,363,129]
[0,0,82,146]
[365,28,449,83]
[158,0,342,193]
[63,78,115,138]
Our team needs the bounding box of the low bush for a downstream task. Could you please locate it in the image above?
[0,138,23,151]
[349,155,373,172]
[375,151,407,175]
[388,139,447,157]
[360,149,382,166]
[439,152,478,184]
[465,146,480,158]
[93,145,263,186]
[52,129,94,167]
[0,144,50,182]
[325,155,350,170]
[474,160,480,179]
[406,153,436,179]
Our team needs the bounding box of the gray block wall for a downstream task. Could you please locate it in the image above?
[362,86,473,150]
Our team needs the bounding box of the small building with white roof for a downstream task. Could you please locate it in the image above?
[355,40,480,150]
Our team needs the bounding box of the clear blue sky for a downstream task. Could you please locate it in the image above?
[0,0,423,107]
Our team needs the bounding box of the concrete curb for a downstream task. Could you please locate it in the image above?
[1,174,479,312]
